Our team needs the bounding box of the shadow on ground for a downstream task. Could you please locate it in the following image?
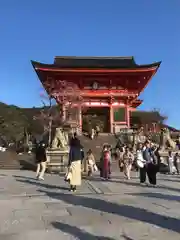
[43,190,180,233]
[52,222,116,239]
[52,222,135,239]
[126,192,180,202]
[40,190,180,233]
[90,177,180,194]
[158,177,180,183]
[14,176,69,191]
[18,159,36,171]
[14,175,180,234]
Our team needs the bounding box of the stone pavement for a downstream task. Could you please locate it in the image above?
[0,170,180,239]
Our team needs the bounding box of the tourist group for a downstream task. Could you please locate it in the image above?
[35,133,180,192]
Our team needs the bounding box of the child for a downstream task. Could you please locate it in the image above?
[122,147,134,180]
[86,149,96,176]
[174,152,180,175]
[168,151,175,174]
[35,141,47,180]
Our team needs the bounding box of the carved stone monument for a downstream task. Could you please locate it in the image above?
[158,128,179,159]
[52,127,69,150]
[159,128,177,151]
[118,128,147,150]
[46,127,70,173]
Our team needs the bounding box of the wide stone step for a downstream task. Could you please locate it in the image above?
[0,151,30,170]
[79,134,117,160]
[0,166,22,170]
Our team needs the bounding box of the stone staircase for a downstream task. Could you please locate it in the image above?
[0,134,118,170]
[0,151,36,170]
[79,133,117,163]
[0,151,22,169]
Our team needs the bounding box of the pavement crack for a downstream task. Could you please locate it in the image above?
[153,202,170,210]
[85,180,103,194]
[66,207,73,216]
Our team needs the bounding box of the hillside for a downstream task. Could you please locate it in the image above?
[0,102,43,143]
[0,101,177,144]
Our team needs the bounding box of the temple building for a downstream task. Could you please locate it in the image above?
[130,110,165,132]
[31,56,161,133]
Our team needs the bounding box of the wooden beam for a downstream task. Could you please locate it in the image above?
[36,67,158,73]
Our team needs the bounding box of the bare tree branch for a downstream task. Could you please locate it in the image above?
[34,80,84,146]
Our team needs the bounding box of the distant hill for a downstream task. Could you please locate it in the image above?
[0,102,43,143]
[0,101,178,144]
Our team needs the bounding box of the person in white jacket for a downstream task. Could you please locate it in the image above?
[136,143,144,163]
[167,151,176,174]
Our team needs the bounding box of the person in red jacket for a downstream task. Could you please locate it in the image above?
[101,145,111,180]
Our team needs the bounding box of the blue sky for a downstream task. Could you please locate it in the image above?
[0,1,179,128]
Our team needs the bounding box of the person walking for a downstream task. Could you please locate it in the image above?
[174,152,180,175]
[122,147,134,180]
[91,128,95,140]
[35,141,47,180]
[86,149,96,176]
[100,145,111,180]
[95,125,100,138]
[116,145,125,172]
[140,141,157,186]
[135,143,144,170]
[67,134,82,192]
[167,151,176,174]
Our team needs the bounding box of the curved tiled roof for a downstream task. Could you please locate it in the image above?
[31,56,161,70]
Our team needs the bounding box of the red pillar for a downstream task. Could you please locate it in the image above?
[152,123,156,132]
[126,106,130,128]
[62,104,66,122]
[79,106,82,134]
[110,105,114,133]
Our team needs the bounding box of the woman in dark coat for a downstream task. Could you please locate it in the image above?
[174,153,180,174]
[67,134,83,192]
[140,142,158,186]
[35,141,47,180]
